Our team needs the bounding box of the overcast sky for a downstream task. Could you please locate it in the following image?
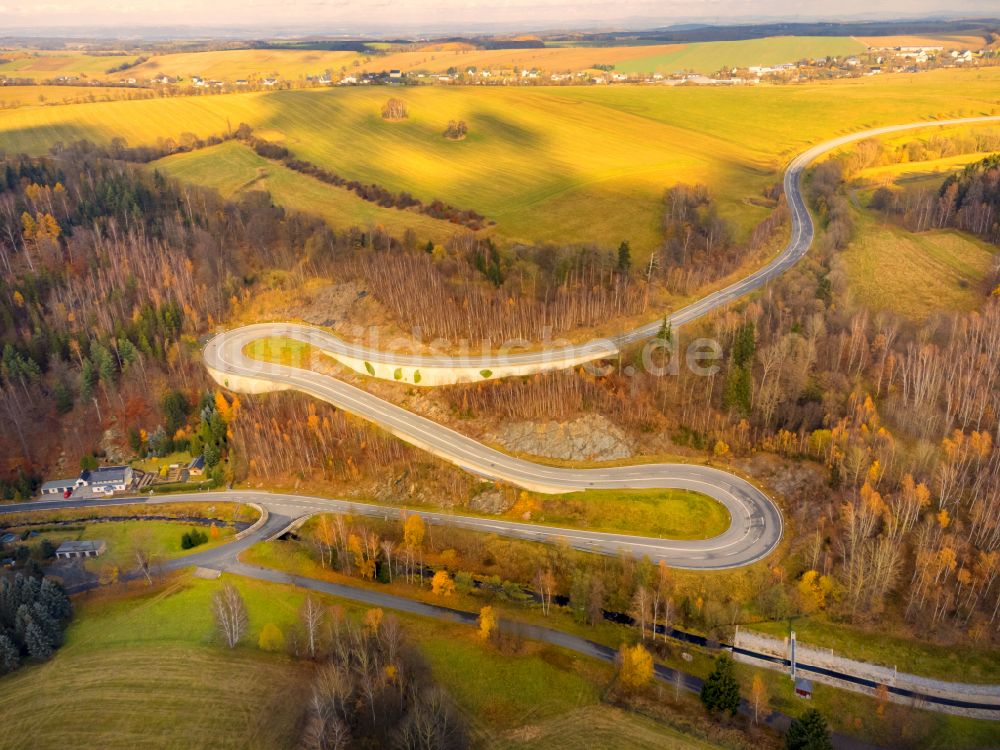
[1,0,996,32]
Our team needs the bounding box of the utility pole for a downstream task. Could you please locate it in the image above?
[790,630,797,681]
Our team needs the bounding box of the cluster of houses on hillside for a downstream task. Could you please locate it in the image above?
[11,40,992,94]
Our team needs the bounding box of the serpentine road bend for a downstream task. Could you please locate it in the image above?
[202,116,1000,571]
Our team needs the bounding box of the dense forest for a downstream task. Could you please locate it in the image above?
[0,147,338,491]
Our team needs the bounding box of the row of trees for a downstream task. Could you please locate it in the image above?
[291,510,804,648]
[843,129,1000,179]
[344,235,648,342]
[231,120,490,231]
[615,643,832,750]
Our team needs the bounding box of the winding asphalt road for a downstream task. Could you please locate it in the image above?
[0,490,767,569]
[202,116,1000,571]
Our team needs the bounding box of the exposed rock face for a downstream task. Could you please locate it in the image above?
[468,488,512,515]
[486,414,632,462]
[100,426,127,464]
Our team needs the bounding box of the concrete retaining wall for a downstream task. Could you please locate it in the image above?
[205,365,291,395]
[735,629,1000,710]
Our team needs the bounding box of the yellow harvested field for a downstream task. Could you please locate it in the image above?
[369,43,687,74]
[0,85,145,109]
[855,34,988,49]
[2,67,999,254]
[122,48,360,82]
[0,50,135,79]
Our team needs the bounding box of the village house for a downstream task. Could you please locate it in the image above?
[75,465,135,495]
[55,540,107,560]
[40,478,76,496]
[794,677,813,699]
[186,455,205,477]
[389,69,403,79]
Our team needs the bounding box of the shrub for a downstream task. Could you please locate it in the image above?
[381,98,408,120]
[443,119,468,140]
[455,570,474,594]
[618,643,654,692]
[258,623,286,652]
[180,528,209,549]
[431,570,455,597]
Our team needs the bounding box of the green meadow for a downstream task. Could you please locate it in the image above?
[0,573,724,749]
[5,519,234,573]
[841,209,996,320]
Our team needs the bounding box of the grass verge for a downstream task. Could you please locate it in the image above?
[514,487,731,540]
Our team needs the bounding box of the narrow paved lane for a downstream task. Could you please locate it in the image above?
[229,561,881,747]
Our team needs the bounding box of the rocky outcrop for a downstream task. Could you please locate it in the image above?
[467,488,512,515]
[486,414,632,463]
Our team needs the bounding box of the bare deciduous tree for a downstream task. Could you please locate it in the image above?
[212,583,248,648]
[300,595,326,659]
